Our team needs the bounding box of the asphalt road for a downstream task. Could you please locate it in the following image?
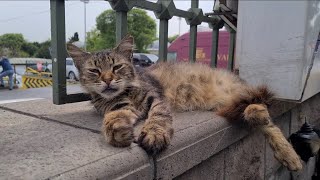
[0,84,84,104]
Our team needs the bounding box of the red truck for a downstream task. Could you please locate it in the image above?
[167,31,230,69]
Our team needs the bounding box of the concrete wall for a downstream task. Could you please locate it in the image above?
[237,1,320,101]
[175,94,320,180]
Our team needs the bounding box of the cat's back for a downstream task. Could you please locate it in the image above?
[148,62,242,90]
[147,62,246,111]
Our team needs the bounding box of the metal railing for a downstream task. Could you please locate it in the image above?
[50,0,237,105]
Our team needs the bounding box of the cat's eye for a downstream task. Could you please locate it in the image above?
[88,68,100,74]
[113,64,123,72]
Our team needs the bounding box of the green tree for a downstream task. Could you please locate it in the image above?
[86,28,107,52]
[94,9,116,50]
[21,42,38,57]
[35,40,51,59]
[88,9,156,52]
[32,42,41,49]
[0,33,54,58]
[0,33,26,56]
[168,34,179,43]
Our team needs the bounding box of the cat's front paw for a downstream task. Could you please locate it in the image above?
[137,123,173,155]
[103,117,134,147]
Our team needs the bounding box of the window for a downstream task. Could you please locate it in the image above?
[140,55,150,62]
[167,52,177,62]
[66,60,73,66]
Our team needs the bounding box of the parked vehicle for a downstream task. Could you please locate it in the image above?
[45,58,79,80]
[132,53,158,67]
[167,31,230,69]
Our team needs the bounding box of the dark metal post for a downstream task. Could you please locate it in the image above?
[50,0,67,105]
[116,11,128,44]
[159,19,169,61]
[189,26,197,63]
[189,0,199,63]
[211,28,219,68]
[191,0,199,9]
[228,29,236,71]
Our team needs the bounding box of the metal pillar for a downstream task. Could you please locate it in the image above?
[189,0,199,63]
[50,0,67,105]
[158,19,169,62]
[116,11,128,44]
[210,28,219,68]
[228,29,236,70]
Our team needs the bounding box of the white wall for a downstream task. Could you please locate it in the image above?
[237,1,320,101]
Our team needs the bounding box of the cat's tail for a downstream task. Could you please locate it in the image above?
[244,103,302,171]
[217,86,302,171]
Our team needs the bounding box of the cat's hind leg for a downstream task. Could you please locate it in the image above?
[244,104,271,126]
[216,85,302,171]
[243,104,302,171]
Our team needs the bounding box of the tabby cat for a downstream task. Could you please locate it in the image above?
[67,35,302,171]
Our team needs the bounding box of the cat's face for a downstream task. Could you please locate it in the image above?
[67,35,136,99]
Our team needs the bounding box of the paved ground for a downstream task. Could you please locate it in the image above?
[0,84,83,104]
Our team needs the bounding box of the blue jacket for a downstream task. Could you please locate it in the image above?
[0,58,13,71]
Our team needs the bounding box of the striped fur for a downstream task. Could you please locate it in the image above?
[67,35,302,171]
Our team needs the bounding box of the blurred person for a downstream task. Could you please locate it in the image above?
[0,54,14,90]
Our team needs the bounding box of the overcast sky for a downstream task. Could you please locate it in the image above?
[0,1,214,43]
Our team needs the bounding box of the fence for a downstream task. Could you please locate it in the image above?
[50,0,237,105]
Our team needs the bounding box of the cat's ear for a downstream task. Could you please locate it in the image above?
[66,43,91,69]
[113,35,134,60]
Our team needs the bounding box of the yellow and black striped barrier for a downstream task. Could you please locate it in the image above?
[22,67,53,89]
[22,75,52,89]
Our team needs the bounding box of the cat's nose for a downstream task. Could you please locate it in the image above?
[102,72,113,86]
[103,79,111,86]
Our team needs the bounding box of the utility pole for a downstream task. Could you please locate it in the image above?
[80,0,89,50]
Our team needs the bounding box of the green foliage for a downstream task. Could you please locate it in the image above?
[21,42,38,57]
[86,28,108,52]
[0,33,26,56]
[32,42,41,49]
[35,40,51,59]
[95,10,116,50]
[87,9,157,52]
[168,34,179,43]
[0,33,52,58]
[18,50,30,58]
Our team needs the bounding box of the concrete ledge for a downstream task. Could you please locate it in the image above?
[2,94,319,179]
[0,100,252,179]
[0,109,150,180]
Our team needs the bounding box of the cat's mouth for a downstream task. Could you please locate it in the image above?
[102,87,118,93]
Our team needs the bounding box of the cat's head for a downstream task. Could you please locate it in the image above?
[67,35,136,99]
